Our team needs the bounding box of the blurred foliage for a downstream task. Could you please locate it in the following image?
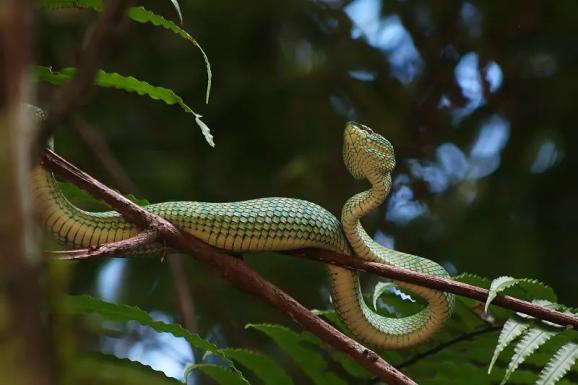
[34,0,578,383]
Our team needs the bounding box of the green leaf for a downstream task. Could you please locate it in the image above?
[513,279,558,303]
[63,295,228,363]
[500,325,560,385]
[126,6,212,104]
[486,276,521,312]
[454,273,492,288]
[184,364,249,385]
[372,281,395,311]
[330,351,371,380]
[217,348,294,385]
[38,0,102,10]
[247,324,347,385]
[536,342,578,385]
[65,353,183,385]
[37,0,212,103]
[33,66,214,146]
[488,316,533,373]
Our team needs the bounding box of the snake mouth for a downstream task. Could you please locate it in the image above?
[349,121,374,134]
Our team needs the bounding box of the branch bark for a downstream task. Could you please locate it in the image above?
[41,149,416,385]
[46,228,159,260]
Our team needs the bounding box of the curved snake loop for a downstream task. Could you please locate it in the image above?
[32,114,454,349]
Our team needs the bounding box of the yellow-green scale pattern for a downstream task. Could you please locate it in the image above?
[34,118,454,350]
[32,166,350,255]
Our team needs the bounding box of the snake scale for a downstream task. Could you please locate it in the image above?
[32,114,454,349]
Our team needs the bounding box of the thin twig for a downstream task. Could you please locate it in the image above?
[41,149,416,385]
[74,117,139,194]
[45,228,159,260]
[34,0,133,156]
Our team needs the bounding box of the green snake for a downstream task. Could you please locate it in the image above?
[33,116,454,349]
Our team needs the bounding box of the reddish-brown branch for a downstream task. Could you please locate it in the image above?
[35,0,133,155]
[45,228,159,260]
[41,149,416,385]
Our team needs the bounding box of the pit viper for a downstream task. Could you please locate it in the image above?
[32,112,454,349]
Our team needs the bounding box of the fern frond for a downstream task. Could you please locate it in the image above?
[500,325,560,385]
[33,66,214,146]
[246,324,347,385]
[38,0,212,103]
[488,316,533,373]
[62,295,228,364]
[372,281,395,310]
[536,342,578,385]
[454,272,492,288]
[486,276,520,311]
[184,364,249,385]
[217,348,294,385]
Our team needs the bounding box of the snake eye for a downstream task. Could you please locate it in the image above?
[359,124,374,134]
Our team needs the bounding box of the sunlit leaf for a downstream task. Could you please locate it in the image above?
[500,325,560,385]
[486,276,520,312]
[536,342,578,385]
[168,0,183,24]
[372,281,395,311]
[488,316,533,373]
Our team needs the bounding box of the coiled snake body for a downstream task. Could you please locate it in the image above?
[33,121,454,349]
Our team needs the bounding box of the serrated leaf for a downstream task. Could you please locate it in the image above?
[454,273,492,288]
[486,276,520,312]
[536,342,578,385]
[184,364,249,385]
[515,279,558,303]
[330,351,371,380]
[217,348,293,385]
[372,281,395,311]
[38,0,102,10]
[126,6,212,103]
[33,66,214,146]
[63,295,229,364]
[37,0,212,103]
[67,353,183,385]
[500,325,560,385]
[488,316,533,373]
[247,324,346,385]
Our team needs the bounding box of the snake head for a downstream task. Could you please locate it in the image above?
[343,121,396,180]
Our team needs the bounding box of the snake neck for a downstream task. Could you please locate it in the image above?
[341,172,391,261]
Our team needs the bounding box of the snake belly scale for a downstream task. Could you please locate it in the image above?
[33,120,454,349]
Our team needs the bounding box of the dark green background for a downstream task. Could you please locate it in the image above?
[37,0,578,380]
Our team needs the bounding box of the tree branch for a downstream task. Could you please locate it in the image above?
[45,228,159,260]
[41,149,416,385]
[34,0,133,156]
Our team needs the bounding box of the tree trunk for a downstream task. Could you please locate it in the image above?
[0,1,55,384]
